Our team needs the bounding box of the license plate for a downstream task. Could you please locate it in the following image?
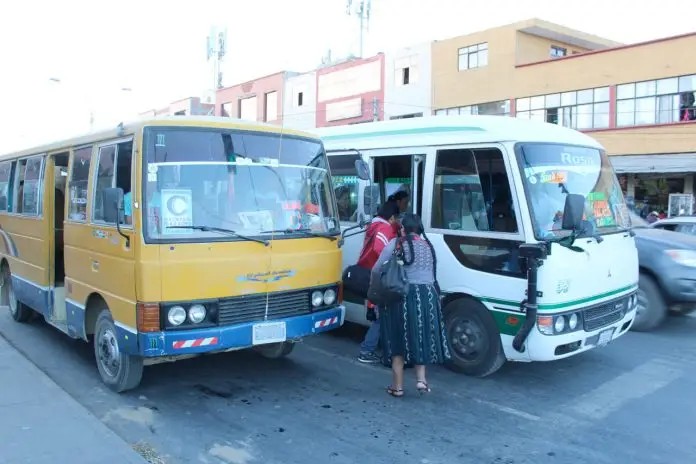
[252,322,287,345]
[597,328,614,347]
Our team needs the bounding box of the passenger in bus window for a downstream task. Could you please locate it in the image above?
[376,213,450,397]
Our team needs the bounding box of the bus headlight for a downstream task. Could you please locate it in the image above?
[311,290,324,307]
[554,316,566,333]
[568,313,579,330]
[168,306,186,326]
[323,288,336,306]
[188,304,207,324]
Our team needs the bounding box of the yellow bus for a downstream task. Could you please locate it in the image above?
[0,116,347,392]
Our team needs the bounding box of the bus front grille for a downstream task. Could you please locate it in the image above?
[217,291,311,326]
[582,296,628,332]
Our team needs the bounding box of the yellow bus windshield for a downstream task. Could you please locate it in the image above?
[137,127,339,243]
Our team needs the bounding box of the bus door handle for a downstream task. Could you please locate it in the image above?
[91,260,100,272]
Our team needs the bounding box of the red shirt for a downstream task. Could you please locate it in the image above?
[356,217,397,270]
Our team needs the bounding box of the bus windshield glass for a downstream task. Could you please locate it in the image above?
[141,127,339,242]
[517,143,630,240]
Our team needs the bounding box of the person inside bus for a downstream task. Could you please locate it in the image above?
[387,190,410,218]
[376,213,450,397]
[356,201,401,364]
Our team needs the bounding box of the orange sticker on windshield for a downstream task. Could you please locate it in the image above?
[539,171,568,184]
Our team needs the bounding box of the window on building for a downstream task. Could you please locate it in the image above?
[431,147,517,233]
[0,162,13,211]
[14,156,44,216]
[327,154,362,222]
[174,110,186,116]
[550,46,567,58]
[458,42,488,71]
[402,67,410,85]
[265,91,278,121]
[221,102,233,117]
[68,146,93,222]
[516,87,610,130]
[239,96,257,121]
[297,91,304,107]
[92,141,133,225]
[435,100,510,117]
[616,74,696,127]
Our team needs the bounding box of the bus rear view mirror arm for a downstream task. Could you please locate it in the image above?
[103,187,130,247]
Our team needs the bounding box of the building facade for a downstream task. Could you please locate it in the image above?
[432,18,696,216]
[282,71,317,130]
[315,54,385,128]
[383,42,432,120]
[215,71,296,124]
[139,97,214,118]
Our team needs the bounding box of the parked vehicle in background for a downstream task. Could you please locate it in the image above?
[650,215,696,235]
[631,213,696,331]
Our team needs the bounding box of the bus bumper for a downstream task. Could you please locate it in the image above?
[525,300,637,362]
[135,305,345,357]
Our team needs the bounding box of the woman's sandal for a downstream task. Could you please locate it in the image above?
[416,380,431,394]
[386,386,404,397]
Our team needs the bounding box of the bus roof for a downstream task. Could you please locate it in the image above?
[310,115,604,152]
[0,116,319,161]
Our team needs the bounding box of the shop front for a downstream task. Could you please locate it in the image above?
[611,153,696,219]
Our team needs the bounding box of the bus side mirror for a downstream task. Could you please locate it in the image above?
[354,159,370,181]
[562,193,585,231]
[103,187,124,224]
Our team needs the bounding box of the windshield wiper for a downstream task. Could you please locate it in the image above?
[260,227,338,241]
[167,225,269,246]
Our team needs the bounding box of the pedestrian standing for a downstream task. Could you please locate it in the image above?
[356,201,401,363]
[374,213,451,397]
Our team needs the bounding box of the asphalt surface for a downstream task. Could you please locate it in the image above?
[1,310,695,464]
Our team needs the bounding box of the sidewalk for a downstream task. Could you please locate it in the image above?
[0,334,146,464]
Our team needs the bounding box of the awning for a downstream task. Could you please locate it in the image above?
[610,153,696,174]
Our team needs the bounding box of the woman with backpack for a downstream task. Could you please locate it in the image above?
[373,213,450,397]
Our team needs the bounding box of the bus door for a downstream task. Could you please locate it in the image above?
[372,154,426,217]
[47,151,69,326]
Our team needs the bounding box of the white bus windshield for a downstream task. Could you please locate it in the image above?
[140,128,339,243]
[517,143,630,240]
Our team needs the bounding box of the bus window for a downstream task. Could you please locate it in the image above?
[0,162,13,211]
[21,156,44,216]
[93,145,116,223]
[432,148,518,234]
[327,154,361,222]
[93,140,133,226]
[68,146,93,222]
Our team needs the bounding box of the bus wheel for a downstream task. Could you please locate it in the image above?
[254,342,295,359]
[443,298,506,377]
[93,308,144,393]
[2,266,32,323]
[632,273,667,332]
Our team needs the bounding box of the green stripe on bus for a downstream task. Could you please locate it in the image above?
[320,125,485,142]
[480,284,638,312]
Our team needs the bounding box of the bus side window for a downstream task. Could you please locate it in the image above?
[0,161,13,212]
[432,148,517,234]
[116,141,133,226]
[92,145,117,223]
[327,154,361,223]
[68,146,93,222]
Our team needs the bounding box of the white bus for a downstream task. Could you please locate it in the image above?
[314,115,639,377]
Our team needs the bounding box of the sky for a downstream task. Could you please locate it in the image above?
[0,0,694,153]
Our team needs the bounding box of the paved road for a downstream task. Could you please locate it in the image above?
[1,311,695,464]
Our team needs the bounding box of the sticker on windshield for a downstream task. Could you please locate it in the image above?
[528,175,537,184]
[148,172,157,182]
[148,164,158,174]
[155,134,166,147]
[539,171,568,184]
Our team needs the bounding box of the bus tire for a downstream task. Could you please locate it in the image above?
[632,273,667,332]
[443,298,506,377]
[93,308,144,393]
[2,266,33,323]
[254,342,295,359]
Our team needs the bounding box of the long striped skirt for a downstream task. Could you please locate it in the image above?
[379,283,451,367]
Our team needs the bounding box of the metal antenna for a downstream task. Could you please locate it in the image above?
[206,26,227,103]
[346,0,371,57]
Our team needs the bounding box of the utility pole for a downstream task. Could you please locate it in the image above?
[346,0,372,58]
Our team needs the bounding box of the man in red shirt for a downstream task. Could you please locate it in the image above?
[357,201,401,363]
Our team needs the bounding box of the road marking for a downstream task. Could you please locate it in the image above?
[472,398,541,421]
[570,359,682,420]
